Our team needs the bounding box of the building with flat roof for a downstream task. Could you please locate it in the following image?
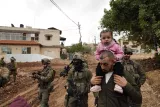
[0,25,66,58]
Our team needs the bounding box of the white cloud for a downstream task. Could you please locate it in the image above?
[0,0,111,46]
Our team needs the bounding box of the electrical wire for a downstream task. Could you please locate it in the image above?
[50,0,78,26]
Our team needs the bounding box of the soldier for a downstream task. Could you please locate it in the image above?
[0,56,6,67]
[60,61,73,77]
[32,58,55,107]
[63,53,92,107]
[0,66,10,87]
[122,47,146,107]
[7,57,17,82]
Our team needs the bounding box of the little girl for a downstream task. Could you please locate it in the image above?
[90,29,124,93]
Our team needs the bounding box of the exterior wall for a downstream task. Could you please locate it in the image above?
[119,39,142,53]
[40,47,60,58]
[0,26,62,58]
[26,34,31,41]
[39,30,60,46]
[0,45,40,54]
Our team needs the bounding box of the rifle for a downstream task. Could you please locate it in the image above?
[31,71,41,79]
[66,79,83,107]
[60,61,73,77]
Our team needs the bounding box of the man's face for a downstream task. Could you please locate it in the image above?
[72,59,82,66]
[123,53,131,60]
[99,57,114,72]
[42,63,47,68]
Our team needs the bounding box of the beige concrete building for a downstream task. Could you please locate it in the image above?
[119,39,142,53]
[0,26,66,58]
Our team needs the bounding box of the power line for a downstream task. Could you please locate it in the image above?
[50,0,82,43]
[62,28,79,31]
[50,0,78,26]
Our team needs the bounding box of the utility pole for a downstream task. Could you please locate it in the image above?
[94,35,97,50]
[78,22,82,44]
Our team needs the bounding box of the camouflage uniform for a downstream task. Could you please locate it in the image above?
[0,57,6,67]
[0,67,10,87]
[33,58,55,107]
[64,53,92,107]
[7,57,17,82]
[122,48,146,107]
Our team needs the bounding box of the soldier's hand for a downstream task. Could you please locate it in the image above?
[34,74,41,79]
[60,71,67,77]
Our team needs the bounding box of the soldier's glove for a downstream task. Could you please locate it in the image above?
[60,71,67,77]
[33,74,41,79]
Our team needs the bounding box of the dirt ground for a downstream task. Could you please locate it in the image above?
[0,54,160,107]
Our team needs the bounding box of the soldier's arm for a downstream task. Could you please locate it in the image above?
[40,69,54,82]
[123,82,142,104]
[137,63,146,85]
[67,68,73,81]
[15,62,18,70]
[87,70,92,82]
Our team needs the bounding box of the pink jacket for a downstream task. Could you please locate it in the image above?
[95,40,124,60]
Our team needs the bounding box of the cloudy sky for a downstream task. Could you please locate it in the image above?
[0,0,113,46]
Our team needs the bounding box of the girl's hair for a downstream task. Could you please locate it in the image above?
[113,39,118,44]
[100,29,113,37]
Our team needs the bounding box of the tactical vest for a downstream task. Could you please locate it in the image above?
[69,67,90,95]
[122,60,140,86]
[38,66,55,90]
[7,62,17,71]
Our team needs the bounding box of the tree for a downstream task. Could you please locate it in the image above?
[66,43,91,54]
[101,0,160,50]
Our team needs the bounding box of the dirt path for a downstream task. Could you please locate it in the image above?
[0,55,160,107]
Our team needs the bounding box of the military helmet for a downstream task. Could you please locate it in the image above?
[41,58,51,65]
[73,53,83,61]
[1,56,4,59]
[124,47,133,55]
[10,57,16,61]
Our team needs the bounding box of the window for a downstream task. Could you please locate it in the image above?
[45,34,52,41]
[22,47,31,54]
[23,33,26,40]
[31,37,35,40]
[22,47,27,54]
[6,35,10,40]
[11,35,16,40]
[35,33,39,41]
[1,47,12,54]
[46,36,51,40]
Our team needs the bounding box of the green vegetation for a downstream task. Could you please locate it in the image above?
[101,0,160,49]
[66,43,92,54]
